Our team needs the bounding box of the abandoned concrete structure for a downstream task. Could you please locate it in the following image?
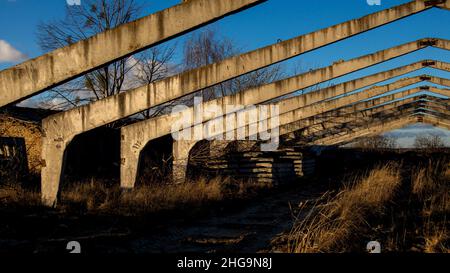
[0,0,449,206]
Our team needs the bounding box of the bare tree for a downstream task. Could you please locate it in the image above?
[352,135,398,150]
[182,28,284,101]
[36,0,175,114]
[414,134,445,149]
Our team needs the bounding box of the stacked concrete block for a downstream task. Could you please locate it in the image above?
[198,149,316,186]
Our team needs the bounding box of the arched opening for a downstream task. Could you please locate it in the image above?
[186,140,211,181]
[63,126,120,185]
[136,135,173,185]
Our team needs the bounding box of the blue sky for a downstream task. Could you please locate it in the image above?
[0,0,449,146]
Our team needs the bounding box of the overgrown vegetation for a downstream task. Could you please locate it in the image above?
[274,158,449,253]
[0,176,267,216]
[282,163,402,253]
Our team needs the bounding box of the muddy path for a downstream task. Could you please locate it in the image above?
[129,181,326,253]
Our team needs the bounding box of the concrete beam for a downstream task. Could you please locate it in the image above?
[421,115,450,130]
[0,0,265,107]
[281,75,450,137]
[38,1,450,126]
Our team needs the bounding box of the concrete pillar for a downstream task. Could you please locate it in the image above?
[120,138,142,189]
[40,135,71,206]
[172,140,198,183]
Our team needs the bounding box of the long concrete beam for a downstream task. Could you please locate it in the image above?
[130,86,449,191]
[48,38,450,143]
[281,75,450,136]
[174,88,449,184]
[193,86,450,149]
[335,114,450,146]
[421,114,450,129]
[416,97,450,111]
[0,0,265,107]
[313,113,447,145]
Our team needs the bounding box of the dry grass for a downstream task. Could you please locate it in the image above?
[60,177,224,214]
[411,160,449,253]
[0,176,263,216]
[278,158,450,253]
[0,183,42,207]
[285,163,401,253]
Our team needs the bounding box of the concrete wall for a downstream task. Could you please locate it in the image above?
[0,0,264,107]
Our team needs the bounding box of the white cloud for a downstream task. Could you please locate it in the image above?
[0,40,27,63]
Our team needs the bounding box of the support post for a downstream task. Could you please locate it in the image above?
[172,140,198,183]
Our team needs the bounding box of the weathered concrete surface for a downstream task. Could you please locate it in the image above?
[120,47,449,189]
[313,106,450,146]
[172,140,198,184]
[0,0,265,107]
[35,1,450,122]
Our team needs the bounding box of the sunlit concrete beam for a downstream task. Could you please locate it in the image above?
[0,0,266,107]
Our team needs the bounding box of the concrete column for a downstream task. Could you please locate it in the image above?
[40,135,71,207]
[172,140,198,183]
[120,136,143,189]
